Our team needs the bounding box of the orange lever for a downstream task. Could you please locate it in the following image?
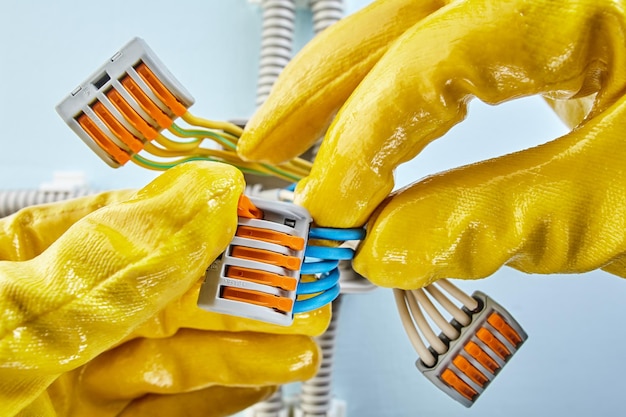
[464,341,499,374]
[236,225,305,251]
[226,266,297,291]
[487,312,523,347]
[452,355,488,387]
[231,246,301,270]
[92,101,144,153]
[121,75,173,129]
[76,113,130,165]
[221,287,293,313]
[237,195,264,219]
[440,369,477,402]
[476,328,510,360]
[135,62,188,117]
[107,88,160,141]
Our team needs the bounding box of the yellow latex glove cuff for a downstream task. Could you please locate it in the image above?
[239,0,626,288]
[1,161,328,417]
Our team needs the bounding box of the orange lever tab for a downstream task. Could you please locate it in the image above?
[237,195,264,219]
[226,266,297,291]
[77,113,130,165]
[464,341,499,374]
[476,328,510,360]
[487,312,523,347]
[107,88,160,141]
[236,225,305,251]
[452,355,488,387]
[121,75,173,129]
[136,62,188,117]
[231,246,301,270]
[440,369,477,402]
[221,287,293,313]
[92,101,144,153]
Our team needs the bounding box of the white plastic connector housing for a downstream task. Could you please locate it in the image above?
[56,37,194,167]
[416,291,527,407]
[198,197,311,326]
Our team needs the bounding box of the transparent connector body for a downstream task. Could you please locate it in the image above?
[416,291,527,407]
[198,197,311,326]
[56,37,194,167]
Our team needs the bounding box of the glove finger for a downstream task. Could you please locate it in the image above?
[78,329,319,400]
[0,190,134,262]
[0,161,244,374]
[118,386,275,417]
[0,372,58,417]
[294,0,626,227]
[238,0,448,163]
[14,390,56,417]
[128,278,331,340]
[354,93,626,288]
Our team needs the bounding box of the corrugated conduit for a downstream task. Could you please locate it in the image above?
[0,189,95,218]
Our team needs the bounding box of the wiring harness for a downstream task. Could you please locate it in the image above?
[57,36,528,410]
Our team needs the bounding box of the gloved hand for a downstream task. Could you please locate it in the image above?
[238,0,626,288]
[0,161,330,417]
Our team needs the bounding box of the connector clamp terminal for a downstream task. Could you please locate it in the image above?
[56,37,194,167]
[198,196,311,326]
[416,291,527,407]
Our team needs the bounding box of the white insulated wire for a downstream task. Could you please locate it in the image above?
[395,282,478,366]
[405,291,448,355]
[412,289,460,340]
[424,284,472,327]
[394,289,436,367]
[437,279,479,311]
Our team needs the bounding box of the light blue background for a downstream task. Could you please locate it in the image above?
[2,1,625,416]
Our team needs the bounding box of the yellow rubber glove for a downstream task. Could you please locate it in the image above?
[0,161,329,417]
[239,0,626,288]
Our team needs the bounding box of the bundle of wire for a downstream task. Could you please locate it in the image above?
[296,227,366,312]
[394,281,480,368]
[131,112,312,183]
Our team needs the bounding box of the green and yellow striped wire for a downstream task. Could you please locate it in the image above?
[130,112,312,182]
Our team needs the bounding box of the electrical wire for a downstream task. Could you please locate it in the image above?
[412,289,460,340]
[425,284,472,326]
[394,289,436,367]
[405,290,448,355]
[437,278,479,311]
[127,110,313,182]
[394,281,480,368]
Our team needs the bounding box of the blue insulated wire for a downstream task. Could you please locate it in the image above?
[297,267,340,295]
[309,227,365,241]
[293,283,341,313]
[305,245,354,260]
[301,259,339,275]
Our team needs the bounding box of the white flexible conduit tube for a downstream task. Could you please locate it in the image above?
[256,0,296,107]
[299,296,343,417]
[310,0,344,34]
[298,3,344,416]
[0,189,94,218]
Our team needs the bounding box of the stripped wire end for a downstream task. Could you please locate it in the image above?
[395,282,527,407]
